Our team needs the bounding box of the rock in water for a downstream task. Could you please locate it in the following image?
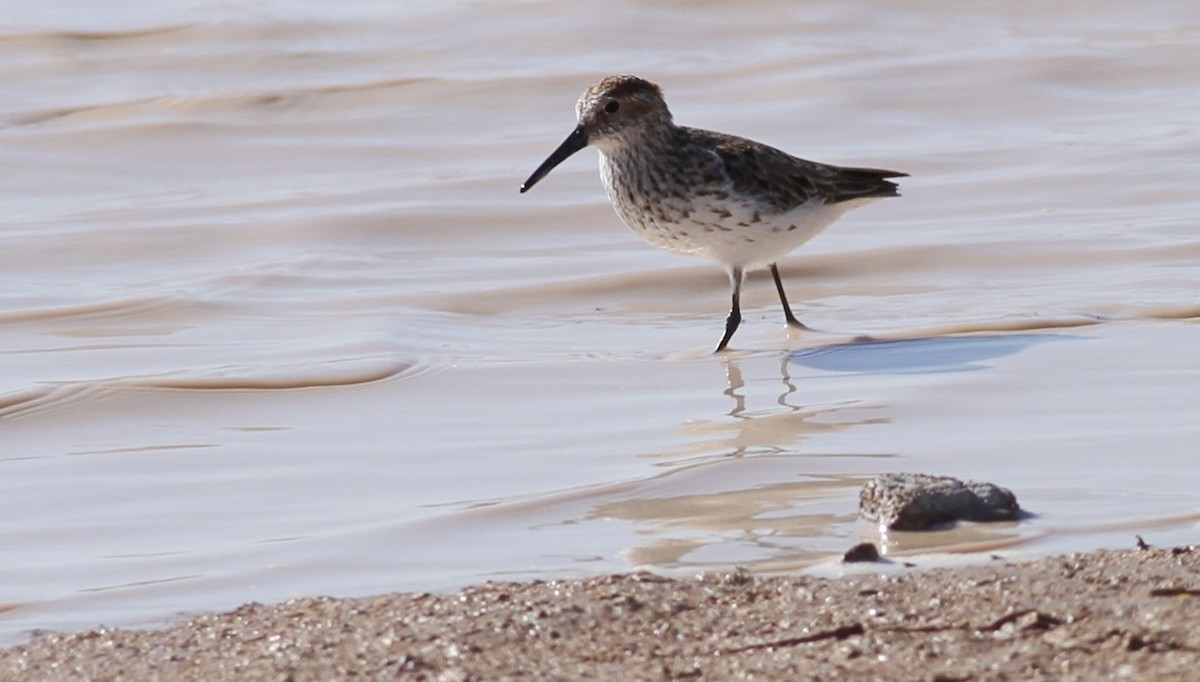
[842,542,883,563]
[860,473,1021,531]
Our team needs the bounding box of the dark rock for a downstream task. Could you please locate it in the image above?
[859,473,1020,531]
[842,542,882,563]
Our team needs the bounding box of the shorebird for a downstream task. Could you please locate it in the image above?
[520,74,906,352]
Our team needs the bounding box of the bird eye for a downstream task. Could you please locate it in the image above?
[604,100,620,114]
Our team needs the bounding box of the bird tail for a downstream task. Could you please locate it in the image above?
[831,166,907,202]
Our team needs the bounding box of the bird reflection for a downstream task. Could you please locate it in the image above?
[722,354,799,419]
[670,354,881,462]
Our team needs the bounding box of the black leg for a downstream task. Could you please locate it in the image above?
[770,263,807,329]
[715,267,743,352]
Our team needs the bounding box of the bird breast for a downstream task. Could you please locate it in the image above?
[597,151,840,270]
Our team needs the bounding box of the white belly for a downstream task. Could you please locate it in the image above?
[600,155,866,271]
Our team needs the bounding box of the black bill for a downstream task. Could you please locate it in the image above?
[519,124,589,193]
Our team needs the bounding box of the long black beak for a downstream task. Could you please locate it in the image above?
[519,125,589,193]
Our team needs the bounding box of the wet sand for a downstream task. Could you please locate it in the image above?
[3,546,1197,681]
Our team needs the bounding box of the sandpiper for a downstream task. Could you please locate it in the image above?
[520,74,906,352]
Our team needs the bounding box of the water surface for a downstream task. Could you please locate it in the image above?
[2,0,1199,642]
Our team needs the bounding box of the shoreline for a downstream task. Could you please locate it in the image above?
[3,546,1198,680]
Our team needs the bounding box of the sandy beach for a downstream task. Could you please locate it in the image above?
[3,546,1198,680]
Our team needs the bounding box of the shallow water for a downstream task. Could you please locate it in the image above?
[2,0,1199,642]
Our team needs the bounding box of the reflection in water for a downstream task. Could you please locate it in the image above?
[572,355,895,570]
[723,354,797,418]
[717,353,815,431]
[580,335,1074,570]
[592,466,863,569]
[790,333,1073,375]
[672,355,886,462]
[869,522,1029,559]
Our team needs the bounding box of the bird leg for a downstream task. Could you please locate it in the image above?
[716,267,744,352]
[770,263,807,329]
